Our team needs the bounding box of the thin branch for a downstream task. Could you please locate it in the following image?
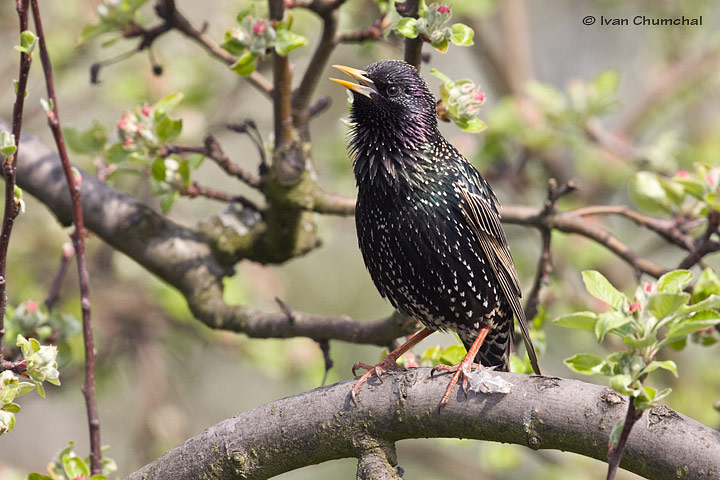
[90,0,274,97]
[397,0,422,69]
[291,1,341,126]
[44,242,75,311]
[31,0,101,473]
[269,0,293,149]
[335,14,385,44]
[180,181,261,211]
[0,358,26,374]
[125,371,720,480]
[0,0,31,356]
[606,398,644,480]
[160,134,263,189]
[310,188,356,215]
[677,210,720,270]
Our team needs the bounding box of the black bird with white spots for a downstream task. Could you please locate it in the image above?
[331,60,541,407]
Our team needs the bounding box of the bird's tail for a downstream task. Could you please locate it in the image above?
[462,319,511,371]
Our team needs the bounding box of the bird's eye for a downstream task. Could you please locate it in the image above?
[386,85,400,97]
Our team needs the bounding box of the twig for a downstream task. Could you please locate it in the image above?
[90,0,274,97]
[317,339,333,386]
[0,0,31,357]
[677,210,720,270]
[0,358,27,374]
[524,179,576,322]
[180,182,261,211]
[335,14,385,44]
[44,242,75,311]
[397,0,422,69]
[225,121,268,175]
[606,398,644,480]
[31,0,101,473]
[291,0,341,128]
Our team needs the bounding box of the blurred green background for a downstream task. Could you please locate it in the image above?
[1,0,719,478]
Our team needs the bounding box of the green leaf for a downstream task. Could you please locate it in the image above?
[3,402,20,413]
[154,92,184,116]
[151,157,166,182]
[657,270,693,293]
[449,23,474,46]
[178,159,191,187]
[0,131,17,158]
[553,311,598,330]
[27,473,54,480]
[455,117,487,133]
[681,294,720,315]
[622,334,656,349]
[430,37,449,53]
[274,29,307,56]
[635,386,672,410]
[609,373,633,394]
[15,30,37,55]
[582,270,627,310]
[64,121,108,156]
[105,143,130,164]
[630,171,670,213]
[230,52,258,76]
[666,310,720,339]
[394,17,418,38]
[647,292,690,320]
[608,419,624,450]
[563,353,606,375]
[692,268,720,303]
[160,191,178,213]
[63,455,90,480]
[640,360,678,377]
[155,116,183,143]
[439,344,466,365]
[595,311,631,342]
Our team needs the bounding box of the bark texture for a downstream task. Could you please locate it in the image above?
[125,370,720,480]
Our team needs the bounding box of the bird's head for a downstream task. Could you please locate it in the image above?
[331,60,438,147]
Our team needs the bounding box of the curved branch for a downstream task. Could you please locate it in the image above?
[125,370,720,480]
[6,120,415,346]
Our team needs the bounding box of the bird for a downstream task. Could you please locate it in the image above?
[330,60,541,410]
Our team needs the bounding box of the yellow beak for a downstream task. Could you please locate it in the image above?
[330,64,377,98]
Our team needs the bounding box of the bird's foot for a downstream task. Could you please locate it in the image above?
[350,355,406,405]
[431,357,485,412]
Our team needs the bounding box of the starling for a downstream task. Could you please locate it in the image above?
[331,60,541,409]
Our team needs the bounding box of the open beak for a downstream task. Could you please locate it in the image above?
[330,65,377,98]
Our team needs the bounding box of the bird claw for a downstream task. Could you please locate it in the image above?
[350,356,405,404]
[432,359,485,412]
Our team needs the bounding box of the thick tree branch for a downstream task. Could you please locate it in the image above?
[5,120,416,346]
[125,371,720,480]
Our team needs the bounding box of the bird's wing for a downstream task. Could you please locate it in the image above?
[456,184,542,375]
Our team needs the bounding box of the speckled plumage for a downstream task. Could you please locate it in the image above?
[345,60,539,373]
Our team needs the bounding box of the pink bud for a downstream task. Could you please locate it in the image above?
[253,21,266,35]
[117,119,127,128]
[437,5,451,14]
[645,283,653,292]
[26,300,38,313]
[629,302,641,314]
[124,139,135,147]
[475,92,485,102]
[676,170,689,178]
[707,174,715,186]
[141,105,150,116]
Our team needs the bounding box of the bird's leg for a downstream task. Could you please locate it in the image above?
[351,327,435,404]
[430,326,490,412]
